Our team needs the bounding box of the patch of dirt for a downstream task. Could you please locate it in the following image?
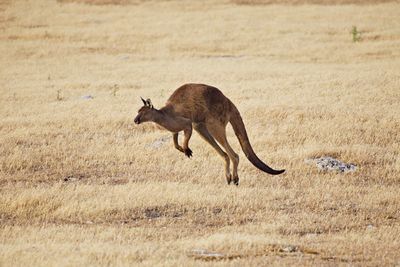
[0,0,11,11]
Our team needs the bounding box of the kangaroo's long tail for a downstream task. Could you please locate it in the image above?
[229,103,285,175]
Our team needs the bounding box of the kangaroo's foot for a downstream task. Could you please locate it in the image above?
[184,148,192,158]
[233,175,239,186]
[226,173,232,185]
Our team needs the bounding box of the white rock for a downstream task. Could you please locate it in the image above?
[306,156,357,173]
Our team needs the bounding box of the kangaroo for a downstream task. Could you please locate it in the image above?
[134,83,285,185]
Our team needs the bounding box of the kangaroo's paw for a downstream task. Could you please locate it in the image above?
[184,148,192,158]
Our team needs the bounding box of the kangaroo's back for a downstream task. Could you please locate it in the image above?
[166,83,232,123]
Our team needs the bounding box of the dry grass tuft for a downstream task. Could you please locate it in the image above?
[1,0,399,266]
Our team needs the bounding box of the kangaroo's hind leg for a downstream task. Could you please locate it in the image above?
[206,122,240,185]
[193,123,232,184]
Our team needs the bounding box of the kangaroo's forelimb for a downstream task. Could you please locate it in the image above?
[182,125,193,158]
[173,132,184,152]
[172,124,193,158]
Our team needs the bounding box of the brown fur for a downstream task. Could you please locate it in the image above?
[134,83,284,185]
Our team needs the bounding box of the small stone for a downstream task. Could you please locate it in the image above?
[81,95,94,100]
[282,245,298,253]
[63,176,78,182]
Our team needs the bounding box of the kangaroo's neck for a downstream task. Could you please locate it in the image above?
[153,106,184,132]
[153,107,176,132]
[152,108,171,126]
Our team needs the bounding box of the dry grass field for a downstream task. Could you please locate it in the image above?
[1,0,400,266]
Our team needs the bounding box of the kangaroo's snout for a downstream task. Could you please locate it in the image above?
[134,115,141,124]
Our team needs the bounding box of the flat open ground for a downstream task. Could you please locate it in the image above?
[1,0,400,266]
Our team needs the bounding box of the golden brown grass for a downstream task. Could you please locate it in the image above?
[1,0,399,266]
[232,0,400,5]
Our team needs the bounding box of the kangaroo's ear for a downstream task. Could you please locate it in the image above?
[141,97,147,106]
[146,98,154,109]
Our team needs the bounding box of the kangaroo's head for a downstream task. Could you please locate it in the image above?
[134,97,156,124]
